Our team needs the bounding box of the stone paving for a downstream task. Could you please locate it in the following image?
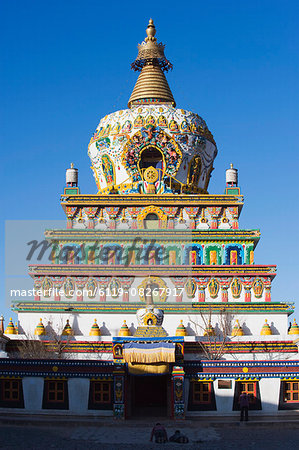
[1,422,299,450]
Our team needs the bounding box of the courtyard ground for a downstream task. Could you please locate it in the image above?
[0,417,299,450]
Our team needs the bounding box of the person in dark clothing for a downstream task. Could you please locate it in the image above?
[150,423,168,443]
[169,430,189,443]
[239,391,249,421]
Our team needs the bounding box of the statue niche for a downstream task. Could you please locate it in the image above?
[139,147,163,172]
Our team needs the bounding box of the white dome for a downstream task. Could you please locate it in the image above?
[88,104,217,194]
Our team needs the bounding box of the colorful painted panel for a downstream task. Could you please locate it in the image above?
[224,245,243,265]
[122,126,182,181]
[204,245,221,265]
[42,277,53,298]
[185,278,197,299]
[231,278,242,298]
[187,155,202,187]
[208,278,219,299]
[101,154,115,186]
[253,278,264,298]
[184,244,203,265]
[86,278,97,299]
[63,278,75,299]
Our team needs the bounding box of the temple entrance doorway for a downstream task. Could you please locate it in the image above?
[130,375,169,417]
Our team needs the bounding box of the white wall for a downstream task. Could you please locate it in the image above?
[17,311,291,339]
[23,376,44,411]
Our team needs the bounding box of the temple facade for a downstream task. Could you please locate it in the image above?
[2,20,299,419]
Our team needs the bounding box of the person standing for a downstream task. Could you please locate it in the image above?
[239,391,249,421]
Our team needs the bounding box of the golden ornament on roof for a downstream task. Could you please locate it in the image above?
[231,320,244,337]
[260,319,272,336]
[288,319,299,335]
[89,319,101,337]
[5,318,16,335]
[118,320,131,337]
[62,319,73,336]
[176,320,187,336]
[34,318,46,336]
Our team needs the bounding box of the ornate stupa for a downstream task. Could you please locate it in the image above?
[88,19,217,196]
[7,19,298,421]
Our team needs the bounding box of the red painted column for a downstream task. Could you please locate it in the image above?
[244,288,251,302]
[221,288,228,302]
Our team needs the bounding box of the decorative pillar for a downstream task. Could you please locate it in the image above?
[240,277,253,303]
[162,207,178,230]
[119,276,134,302]
[168,217,174,229]
[218,277,232,303]
[106,207,120,230]
[171,277,185,302]
[172,366,185,420]
[207,207,221,229]
[84,207,98,229]
[113,366,126,419]
[244,288,251,302]
[228,207,239,229]
[211,215,218,229]
[52,277,65,301]
[122,290,129,302]
[194,277,209,302]
[197,288,205,302]
[74,277,88,301]
[128,207,141,230]
[34,277,43,301]
[65,207,77,229]
[264,278,272,302]
[221,288,228,302]
[185,207,199,230]
[97,276,111,302]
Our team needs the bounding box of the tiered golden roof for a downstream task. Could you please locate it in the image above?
[128,19,175,108]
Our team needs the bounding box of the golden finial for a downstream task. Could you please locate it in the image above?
[230,163,233,168]
[145,18,156,41]
[71,162,74,168]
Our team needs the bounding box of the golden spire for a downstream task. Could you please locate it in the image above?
[128,19,175,108]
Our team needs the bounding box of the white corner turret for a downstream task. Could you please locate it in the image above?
[226,163,238,187]
[66,163,78,187]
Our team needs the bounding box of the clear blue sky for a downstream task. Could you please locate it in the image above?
[1,0,298,320]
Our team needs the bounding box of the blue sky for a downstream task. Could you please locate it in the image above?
[1,0,299,320]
